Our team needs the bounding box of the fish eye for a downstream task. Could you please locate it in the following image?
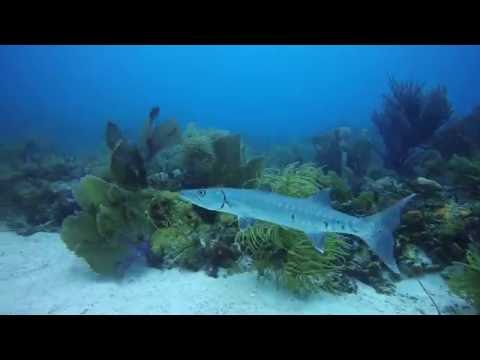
[198,190,206,197]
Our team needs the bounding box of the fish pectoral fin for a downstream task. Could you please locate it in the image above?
[238,216,256,230]
[307,232,328,253]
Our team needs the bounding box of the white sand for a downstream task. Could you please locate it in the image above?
[0,231,475,315]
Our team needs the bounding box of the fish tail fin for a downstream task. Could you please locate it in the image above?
[360,194,416,274]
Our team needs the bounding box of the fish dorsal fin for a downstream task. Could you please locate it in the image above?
[308,188,332,206]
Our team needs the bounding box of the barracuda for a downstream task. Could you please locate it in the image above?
[179,187,416,274]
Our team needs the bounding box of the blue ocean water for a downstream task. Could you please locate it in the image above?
[1,45,479,153]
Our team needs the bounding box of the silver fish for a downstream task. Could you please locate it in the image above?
[179,187,416,274]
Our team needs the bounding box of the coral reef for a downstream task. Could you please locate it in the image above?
[433,106,480,159]
[312,128,374,179]
[396,198,476,271]
[401,148,445,178]
[105,109,181,190]
[448,246,480,312]
[0,141,85,234]
[180,123,264,188]
[61,175,155,275]
[139,107,181,161]
[144,190,241,275]
[236,162,361,296]
[253,162,352,203]
[60,175,241,277]
[5,97,480,304]
[372,78,453,172]
[264,141,315,168]
[110,140,147,190]
[448,155,480,195]
[236,223,353,297]
[312,127,378,194]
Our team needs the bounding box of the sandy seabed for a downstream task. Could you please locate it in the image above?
[0,231,475,315]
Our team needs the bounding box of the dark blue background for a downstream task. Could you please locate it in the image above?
[1,45,479,153]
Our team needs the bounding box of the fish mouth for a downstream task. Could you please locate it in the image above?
[178,190,189,201]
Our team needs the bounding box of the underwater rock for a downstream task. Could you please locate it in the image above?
[0,141,86,235]
[363,176,410,208]
[401,147,444,177]
[181,127,264,188]
[148,144,184,174]
[172,168,182,178]
[196,222,241,277]
[148,172,169,186]
[412,177,443,194]
[433,106,480,159]
[448,155,480,195]
[210,134,255,187]
[398,244,440,276]
[396,197,477,270]
[3,177,80,235]
[147,169,183,191]
[182,134,216,186]
[150,227,202,270]
[344,239,396,294]
[402,210,424,230]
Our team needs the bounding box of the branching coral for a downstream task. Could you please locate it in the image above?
[253,162,321,197]
[235,162,353,296]
[236,224,350,296]
[105,120,147,190]
[372,78,453,171]
[252,161,352,204]
[105,109,181,190]
[274,231,350,295]
[449,246,480,312]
